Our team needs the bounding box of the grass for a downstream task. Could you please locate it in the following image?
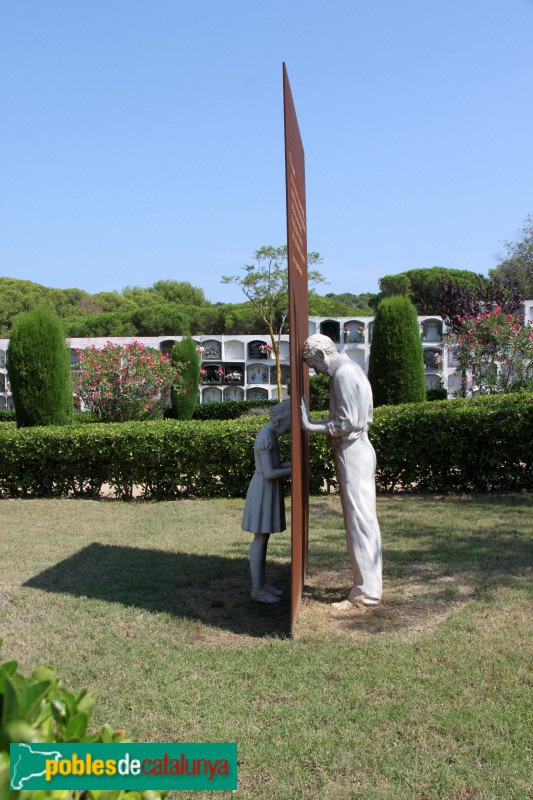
[1,494,532,799]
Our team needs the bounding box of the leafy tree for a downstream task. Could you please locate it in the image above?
[377,273,411,299]
[73,341,183,421]
[371,267,482,313]
[324,292,374,313]
[446,308,533,395]
[0,278,99,334]
[6,306,73,427]
[182,304,229,335]
[0,278,53,334]
[308,293,370,317]
[121,281,209,309]
[437,278,523,334]
[489,214,533,296]
[170,337,201,419]
[132,303,192,336]
[63,312,139,337]
[91,291,138,314]
[151,280,209,306]
[222,245,324,400]
[367,295,426,406]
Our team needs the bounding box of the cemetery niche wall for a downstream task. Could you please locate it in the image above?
[1,302,532,412]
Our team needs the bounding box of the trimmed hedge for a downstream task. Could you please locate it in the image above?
[0,411,97,430]
[370,393,532,492]
[191,399,278,421]
[0,394,530,498]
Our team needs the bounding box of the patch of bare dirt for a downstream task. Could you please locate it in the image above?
[168,559,477,648]
[295,563,476,642]
[99,483,145,499]
[174,564,291,648]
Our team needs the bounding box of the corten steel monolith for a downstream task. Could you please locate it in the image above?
[283,63,309,634]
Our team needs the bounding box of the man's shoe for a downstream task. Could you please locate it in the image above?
[349,594,380,608]
[331,596,381,612]
[331,599,354,612]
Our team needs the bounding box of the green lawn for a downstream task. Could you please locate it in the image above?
[1,494,532,800]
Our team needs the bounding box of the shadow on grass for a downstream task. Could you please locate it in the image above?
[310,495,532,596]
[298,495,533,637]
[22,496,531,641]
[24,543,291,639]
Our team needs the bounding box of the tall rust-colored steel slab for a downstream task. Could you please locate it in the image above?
[283,63,309,635]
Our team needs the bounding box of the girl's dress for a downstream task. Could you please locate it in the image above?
[242,426,286,534]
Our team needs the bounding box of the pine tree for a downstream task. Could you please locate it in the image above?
[7,306,73,427]
[368,295,426,406]
[170,337,200,420]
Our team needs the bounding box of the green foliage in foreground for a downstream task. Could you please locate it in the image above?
[368,295,426,406]
[0,394,530,498]
[7,307,73,428]
[0,643,165,800]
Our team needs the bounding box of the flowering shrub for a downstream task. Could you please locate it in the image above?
[73,342,183,421]
[446,308,533,395]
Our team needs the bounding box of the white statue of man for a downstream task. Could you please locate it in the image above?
[301,334,382,610]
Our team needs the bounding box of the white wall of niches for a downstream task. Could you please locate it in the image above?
[1,301,531,407]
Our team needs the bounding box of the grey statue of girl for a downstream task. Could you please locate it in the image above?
[242,401,291,604]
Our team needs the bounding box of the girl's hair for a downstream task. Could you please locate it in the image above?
[269,400,291,426]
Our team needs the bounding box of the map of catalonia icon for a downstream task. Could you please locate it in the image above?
[11,743,62,790]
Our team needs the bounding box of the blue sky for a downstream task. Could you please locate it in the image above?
[1,0,532,303]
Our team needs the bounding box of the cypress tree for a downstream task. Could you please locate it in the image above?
[368,295,426,406]
[170,337,200,420]
[7,306,73,427]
